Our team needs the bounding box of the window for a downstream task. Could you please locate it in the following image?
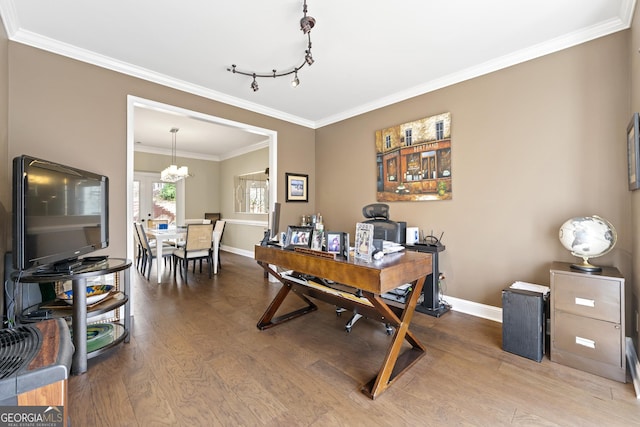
[405,128,413,146]
[436,121,444,140]
[234,171,269,213]
[385,135,392,149]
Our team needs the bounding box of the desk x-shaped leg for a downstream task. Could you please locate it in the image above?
[361,275,426,399]
[257,260,427,399]
[256,262,318,330]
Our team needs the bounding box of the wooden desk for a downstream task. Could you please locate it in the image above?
[254,245,432,399]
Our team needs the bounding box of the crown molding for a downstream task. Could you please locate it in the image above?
[134,139,269,162]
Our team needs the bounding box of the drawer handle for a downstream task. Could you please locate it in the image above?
[575,297,595,307]
[575,336,596,349]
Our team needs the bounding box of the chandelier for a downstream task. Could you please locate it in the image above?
[227,0,316,91]
[161,128,189,182]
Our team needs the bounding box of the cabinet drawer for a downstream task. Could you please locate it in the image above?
[553,311,622,366]
[552,272,620,322]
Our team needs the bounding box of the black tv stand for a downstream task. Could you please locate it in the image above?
[404,243,450,317]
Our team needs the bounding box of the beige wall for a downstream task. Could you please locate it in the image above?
[6,43,315,265]
[629,5,640,348]
[316,31,631,308]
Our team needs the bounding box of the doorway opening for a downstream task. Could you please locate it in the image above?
[126,95,278,263]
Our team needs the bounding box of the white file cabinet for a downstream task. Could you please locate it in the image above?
[550,262,625,382]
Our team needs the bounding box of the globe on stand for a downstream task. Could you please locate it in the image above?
[558,215,617,272]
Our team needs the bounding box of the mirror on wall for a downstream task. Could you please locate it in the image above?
[234,170,269,214]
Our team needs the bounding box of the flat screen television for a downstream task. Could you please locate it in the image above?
[12,155,109,272]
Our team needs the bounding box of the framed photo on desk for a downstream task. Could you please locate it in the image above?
[284,225,313,249]
[325,231,349,258]
[354,223,374,262]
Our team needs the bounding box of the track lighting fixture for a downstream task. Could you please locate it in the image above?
[227,0,316,92]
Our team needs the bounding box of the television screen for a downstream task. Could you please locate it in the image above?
[12,155,109,272]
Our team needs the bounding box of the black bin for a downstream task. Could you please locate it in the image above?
[502,288,546,362]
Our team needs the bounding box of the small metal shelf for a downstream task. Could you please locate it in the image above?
[86,322,128,359]
[21,293,129,323]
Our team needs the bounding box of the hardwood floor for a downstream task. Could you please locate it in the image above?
[68,252,640,426]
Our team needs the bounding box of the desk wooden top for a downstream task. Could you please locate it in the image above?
[255,245,432,294]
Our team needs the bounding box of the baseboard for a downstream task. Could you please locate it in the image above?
[220,245,254,258]
[626,337,640,399]
[444,295,503,323]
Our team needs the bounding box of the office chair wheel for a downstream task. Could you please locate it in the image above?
[336,307,346,317]
[385,324,394,335]
[345,326,351,333]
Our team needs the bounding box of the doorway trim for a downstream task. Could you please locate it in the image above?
[126,95,278,264]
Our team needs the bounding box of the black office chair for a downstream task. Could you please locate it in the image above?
[362,203,405,243]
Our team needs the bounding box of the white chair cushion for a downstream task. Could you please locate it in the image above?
[174,249,209,259]
[149,247,175,257]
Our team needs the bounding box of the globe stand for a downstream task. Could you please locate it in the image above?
[570,257,602,273]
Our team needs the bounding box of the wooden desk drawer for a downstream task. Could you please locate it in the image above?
[552,273,620,322]
[553,311,622,366]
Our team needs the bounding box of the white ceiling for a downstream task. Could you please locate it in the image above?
[0,0,635,157]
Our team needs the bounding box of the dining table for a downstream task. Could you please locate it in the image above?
[146,227,221,283]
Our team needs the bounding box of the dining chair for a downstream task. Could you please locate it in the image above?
[132,223,144,271]
[136,222,175,280]
[211,219,226,269]
[184,218,212,225]
[172,223,214,283]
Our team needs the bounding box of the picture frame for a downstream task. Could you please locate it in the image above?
[354,222,374,262]
[310,226,324,251]
[628,113,640,191]
[285,172,309,202]
[284,225,313,249]
[325,231,347,255]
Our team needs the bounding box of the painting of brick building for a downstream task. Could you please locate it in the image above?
[375,112,451,202]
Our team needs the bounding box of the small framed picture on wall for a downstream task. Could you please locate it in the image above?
[285,173,309,202]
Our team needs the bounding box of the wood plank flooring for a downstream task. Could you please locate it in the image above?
[68,252,640,426]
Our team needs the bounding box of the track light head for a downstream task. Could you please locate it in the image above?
[305,51,314,66]
[300,16,315,34]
